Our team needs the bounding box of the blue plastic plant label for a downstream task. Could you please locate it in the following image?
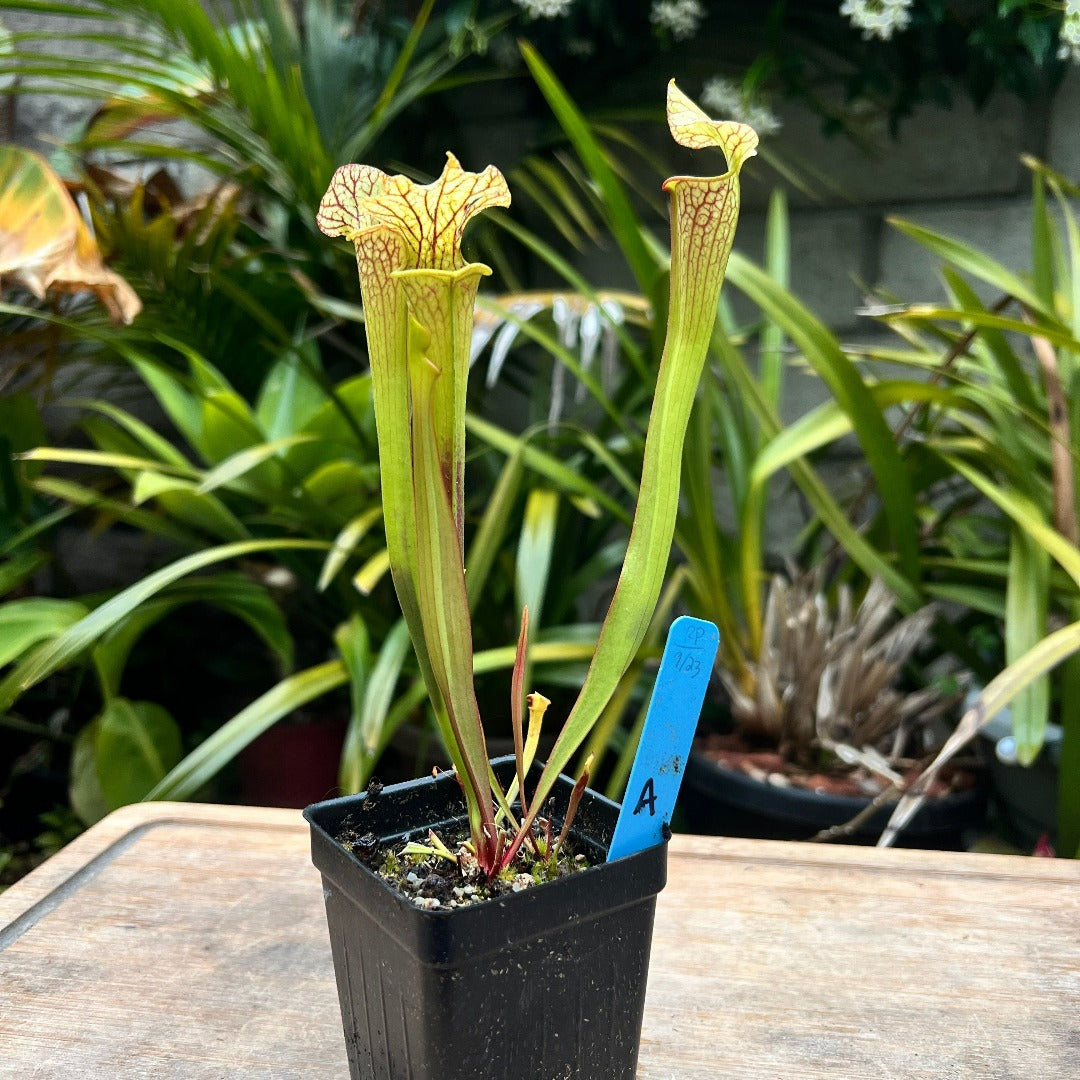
[606,616,719,863]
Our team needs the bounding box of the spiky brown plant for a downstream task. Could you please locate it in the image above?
[722,575,955,778]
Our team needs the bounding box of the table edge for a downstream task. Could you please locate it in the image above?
[0,803,304,929]
[3,801,1076,938]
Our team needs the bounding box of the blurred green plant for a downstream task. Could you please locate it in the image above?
[445,0,1073,138]
[880,615,1080,857]
[0,0,511,391]
[764,0,1072,134]
[0,305,636,820]
[3,0,502,196]
[1,0,629,830]
[451,46,1080,858]
[5,0,1073,864]
[1,394,319,823]
[855,157,1080,853]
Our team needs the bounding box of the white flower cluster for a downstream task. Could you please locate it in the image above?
[512,0,574,19]
[701,76,782,136]
[839,0,913,41]
[650,0,706,42]
[1060,0,1080,64]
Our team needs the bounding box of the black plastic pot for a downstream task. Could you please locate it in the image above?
[304,756,666,1080]
[978,709,1061,850]
[680,748,986,848]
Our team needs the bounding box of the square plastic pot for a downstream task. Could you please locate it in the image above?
[304,756,667,1080]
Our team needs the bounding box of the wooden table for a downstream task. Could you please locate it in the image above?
[1,802,1077,1078]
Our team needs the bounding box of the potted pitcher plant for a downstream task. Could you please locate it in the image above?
[303,81,757,1080]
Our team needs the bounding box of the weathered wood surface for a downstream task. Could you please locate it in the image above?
[1,802,1077,1079]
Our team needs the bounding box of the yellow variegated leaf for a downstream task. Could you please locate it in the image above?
[85,97,186,145]
[666,80,759,173]
[0,146,141,324]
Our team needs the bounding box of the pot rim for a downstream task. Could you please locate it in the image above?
[685,745,985,831]
[304,756,669,963]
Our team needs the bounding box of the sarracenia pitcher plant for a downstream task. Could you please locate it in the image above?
[318,82,757,877]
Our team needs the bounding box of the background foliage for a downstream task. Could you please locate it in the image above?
[2,0,1079,883]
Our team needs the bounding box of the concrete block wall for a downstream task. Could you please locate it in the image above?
[3,2,216,195]
[3,3,120,152]
[8,1,1076,334]
[735,70,1080,333]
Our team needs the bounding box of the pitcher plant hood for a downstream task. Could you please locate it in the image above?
[511,81,759,858]
[316,153,512,869]
[316,152,511,271]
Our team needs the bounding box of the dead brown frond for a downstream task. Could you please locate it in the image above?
[723,573,957,781]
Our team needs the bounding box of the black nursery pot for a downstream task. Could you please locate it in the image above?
[680,747,986,848]
[304,756,667,1080]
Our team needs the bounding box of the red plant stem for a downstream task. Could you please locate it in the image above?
[554,760,591,858]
